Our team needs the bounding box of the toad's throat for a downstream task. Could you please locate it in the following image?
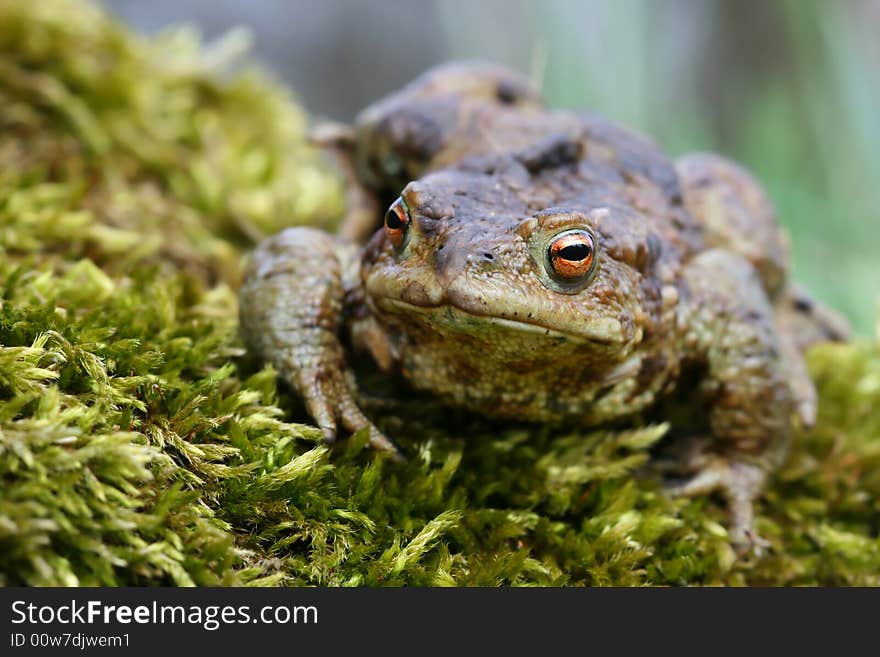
[375,297,625,344]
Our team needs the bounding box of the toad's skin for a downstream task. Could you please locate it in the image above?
[240,62,847,550]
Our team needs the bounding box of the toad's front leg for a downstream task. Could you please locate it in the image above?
[239,227,398,455]
[673,249,799,552]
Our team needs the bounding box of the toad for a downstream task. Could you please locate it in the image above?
[239,62,847,550]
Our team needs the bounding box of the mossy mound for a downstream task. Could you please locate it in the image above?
[1,0,878,586]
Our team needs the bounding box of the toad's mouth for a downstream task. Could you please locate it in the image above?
[375,298,626,344]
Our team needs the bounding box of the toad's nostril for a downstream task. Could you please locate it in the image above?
[482,252,495,261]
[496,81,518,104]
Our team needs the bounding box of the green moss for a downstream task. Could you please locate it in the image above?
[1,0,878,586]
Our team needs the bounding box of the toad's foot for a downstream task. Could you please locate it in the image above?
[675,249,797,556]
[665,457,770,555]
[296,357,400,457]
[239,227,400,458]
[309,121,381,244]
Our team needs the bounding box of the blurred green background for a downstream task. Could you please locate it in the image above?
[103,0,880,333]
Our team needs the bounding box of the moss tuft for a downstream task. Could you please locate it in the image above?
[1,0,878,586]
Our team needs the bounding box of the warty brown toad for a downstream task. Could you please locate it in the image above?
[239,62,847,550]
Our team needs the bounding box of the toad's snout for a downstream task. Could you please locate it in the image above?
[434,245,500,288]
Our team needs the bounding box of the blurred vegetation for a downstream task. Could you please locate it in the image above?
[439,0,880,334]
[0,0,878,587]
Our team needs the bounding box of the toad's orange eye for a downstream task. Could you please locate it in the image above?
[384,198,410,248]
[547,230,595,281]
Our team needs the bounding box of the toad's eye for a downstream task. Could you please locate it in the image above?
[547,230,596,281]
[384,198,410,249]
